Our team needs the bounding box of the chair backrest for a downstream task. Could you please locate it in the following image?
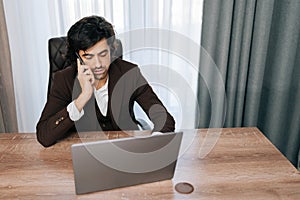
[47,37,123,97]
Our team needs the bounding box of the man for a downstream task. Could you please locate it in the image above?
[36,16,175,147]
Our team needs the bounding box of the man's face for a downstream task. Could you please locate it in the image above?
[79,38,111,81]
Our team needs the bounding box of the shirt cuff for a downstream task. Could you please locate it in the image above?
[67,101,84,121]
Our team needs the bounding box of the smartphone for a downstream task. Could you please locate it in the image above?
[75,52,85,65]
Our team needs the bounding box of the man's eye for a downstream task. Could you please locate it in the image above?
[84,56,93,60]
[100,51,108,57]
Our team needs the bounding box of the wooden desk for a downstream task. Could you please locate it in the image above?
[0,128,299,199]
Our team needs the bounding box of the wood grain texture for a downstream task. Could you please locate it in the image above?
[0,128,299,199]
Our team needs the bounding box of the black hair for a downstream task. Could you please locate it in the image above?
[66,15,115,65]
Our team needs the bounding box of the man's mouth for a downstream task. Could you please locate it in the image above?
[93,68,105,75]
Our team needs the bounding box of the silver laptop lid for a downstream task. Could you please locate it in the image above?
[71,132,183,194]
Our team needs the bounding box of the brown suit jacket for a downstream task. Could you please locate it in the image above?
[36,58,175,147]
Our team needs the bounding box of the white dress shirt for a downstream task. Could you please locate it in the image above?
[67,78,109,121]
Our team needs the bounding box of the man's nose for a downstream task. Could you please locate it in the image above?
[95,56,102,67]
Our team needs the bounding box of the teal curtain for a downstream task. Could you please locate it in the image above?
[0,0,18,132]
[197,0,300,169]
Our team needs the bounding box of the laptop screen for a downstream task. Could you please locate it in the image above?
[71,132,183,194]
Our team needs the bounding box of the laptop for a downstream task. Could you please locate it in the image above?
[71,132,183,194]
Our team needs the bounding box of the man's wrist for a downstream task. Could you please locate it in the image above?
[67,101,84,121]
[74,93,90,112]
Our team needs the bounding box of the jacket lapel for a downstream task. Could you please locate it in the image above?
[108,62,124,128]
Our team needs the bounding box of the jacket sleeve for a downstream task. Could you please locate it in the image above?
[132,67,175,132]
[36,70,75,147]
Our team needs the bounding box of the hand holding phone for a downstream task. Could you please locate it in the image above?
[75,54,95,112]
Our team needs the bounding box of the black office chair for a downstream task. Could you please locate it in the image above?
[47,36,151,130]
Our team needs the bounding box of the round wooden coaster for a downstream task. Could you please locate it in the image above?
[174,182,194,194]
